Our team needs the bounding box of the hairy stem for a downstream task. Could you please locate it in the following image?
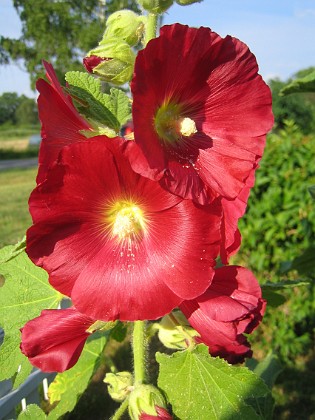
[133,320,147,385]
[145,13,159,45]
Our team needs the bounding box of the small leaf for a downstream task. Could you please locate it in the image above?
[280,70,315,95]
[65,71,131,132]
[246,353,282,419]
[0,236,26,264]
[111,321,128,342]
[290,247,315,276]
[48,333,107,419]
[157,344,270,420]
[262,290,287,308]
[309,185,315,200]
[18,404,46,419]
[0,246,62,386]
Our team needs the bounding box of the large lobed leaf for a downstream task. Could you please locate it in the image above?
[0,245,62,387]
[48,333,107,419]
[280,70,315,95]
[157,344,270,420]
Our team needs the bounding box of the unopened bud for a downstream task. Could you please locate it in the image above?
[83,40,135,85]
[104,10,146,46]
[157,311,199,349]
[129,385,168,420]
[137,0,174,14]
[104,371,133,402]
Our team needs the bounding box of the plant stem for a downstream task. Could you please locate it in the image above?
[111,397,129,420]
[133,320,147,385]
[145,13,159,45]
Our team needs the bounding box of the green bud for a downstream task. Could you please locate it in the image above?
[84,40,135,85]
[104,371,133,402]
[103,10,146,46]
[137,0,174,14]
[157,311,199,349]
[128,384,167,419]
[176,0,203,4]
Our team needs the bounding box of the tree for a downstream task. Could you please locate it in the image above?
[0,92,22,125]
[15,97,38,125]
[1,0,141,88]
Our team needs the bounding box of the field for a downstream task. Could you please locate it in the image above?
[0,125,314,418]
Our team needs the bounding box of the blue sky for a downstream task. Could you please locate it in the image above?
[0,0,314,98]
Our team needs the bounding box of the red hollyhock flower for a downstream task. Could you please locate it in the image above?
[27,137,222,321]
[180,266,266,363]
[20,307,95,372]
[140,406,173,419]
[130,24,273,205]
[36,61,91,184]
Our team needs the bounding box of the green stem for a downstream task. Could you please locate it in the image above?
[145,13,159,45]
[133,320,147,385]
[111,397,129,420]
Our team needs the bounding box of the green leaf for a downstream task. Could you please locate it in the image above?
[111,321,128,342]
[309,185,315,200]
[0,245,62,386]
[157,344,270,420]
[262,280,310,290]
[18,404,46,420]
[48,333,107,419]
[280,70,315,95]
[246,353,283,419]
[65,71,131,132]
[0,236,26,264]
[262,290,286,308]
[290,247,315,276]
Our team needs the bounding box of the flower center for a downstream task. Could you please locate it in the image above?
[154,103,197,144]
[108,201,146,241]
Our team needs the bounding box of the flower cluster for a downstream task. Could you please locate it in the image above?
[21,23,273,373]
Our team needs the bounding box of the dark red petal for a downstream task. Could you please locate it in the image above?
[83,55,104,73]
[20,308,93,372]
[27,138,221,321]
[131,24,273,204]
[180,266,266,363]
[36,63,91,184]
[140,406,172,419]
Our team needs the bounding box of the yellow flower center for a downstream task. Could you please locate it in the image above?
[106,201,146,241]
[154,102,197,144]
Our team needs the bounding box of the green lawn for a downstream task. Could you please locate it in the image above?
[0,167,37,247]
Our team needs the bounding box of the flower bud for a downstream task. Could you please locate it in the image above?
[137,0,174,14]
[83,40,135,85]
[157,311,199,349]
[103,10,146,46]
[176,0,203,5]
[128,384,168,420]
[104,371,133,402]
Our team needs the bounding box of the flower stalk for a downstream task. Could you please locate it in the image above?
[133,320,147,385]
[144,13,159,45]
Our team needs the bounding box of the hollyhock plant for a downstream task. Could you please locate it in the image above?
[140,406,173,419]
[36,61,92,184]
[26,137,222,321]
[180,266,266,363]
[20,307,96,372]
[130,23,274,205]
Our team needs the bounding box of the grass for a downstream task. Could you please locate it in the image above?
[0,128,40,159]
[0,167,36,247]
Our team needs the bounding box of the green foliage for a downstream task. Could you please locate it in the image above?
[48,334,107,419]
[280,70,315,96]
[270,76,315,134]
[17,404,46,419]
[0,92,38,126]
[0,246,62,386]
[1,0,141,88]
[65,71,131,133]
[157,344,270,419]
[233,123,315,362]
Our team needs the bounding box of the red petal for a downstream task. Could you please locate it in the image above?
[20,307,93,372]
[27,138,222,321]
